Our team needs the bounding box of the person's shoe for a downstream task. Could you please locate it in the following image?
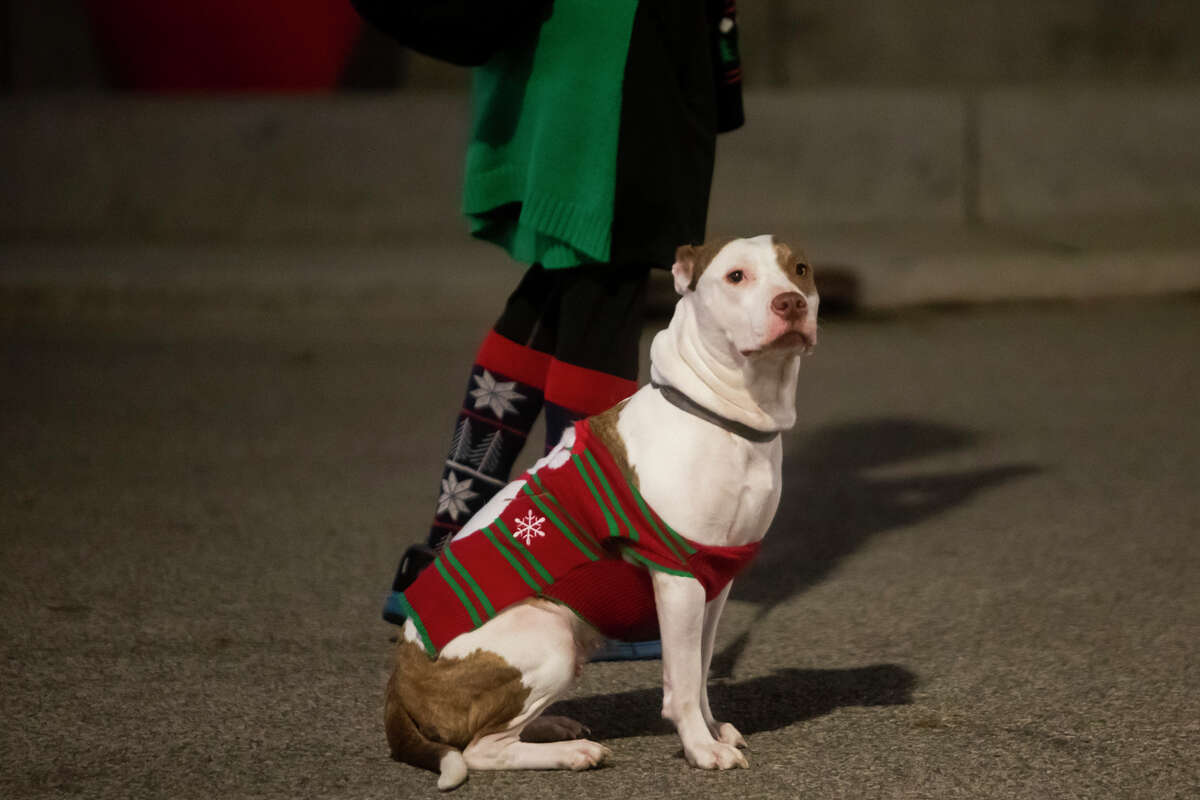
[381,544,437,625]
[590,638,662,661]
[382,591,410,626]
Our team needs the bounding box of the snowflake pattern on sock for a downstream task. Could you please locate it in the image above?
[437,473,478,521]
[469,370,525,419]
[429,366,541,543]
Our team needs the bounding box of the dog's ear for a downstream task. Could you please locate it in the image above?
[672,245,699,295]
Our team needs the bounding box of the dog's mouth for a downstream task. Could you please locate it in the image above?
[741,329,816,357]
[774,330,815,351]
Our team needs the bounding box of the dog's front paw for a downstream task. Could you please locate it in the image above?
[565,740,612,771]
[685,740,749,770]
[713,722,747,749]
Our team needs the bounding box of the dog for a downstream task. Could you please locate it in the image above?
[385,235,818,790]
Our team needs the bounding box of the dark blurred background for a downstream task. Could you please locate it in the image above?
[10,1,1200,90]
[2,1,1199,308]
[3,6,1199,798]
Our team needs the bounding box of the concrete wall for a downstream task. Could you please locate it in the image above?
[376,1,1200,90]
[979,88,1200,220]
[3,2,1198,245]
[748,0,1200,86]
[0,95,469,241]
[5,88,1199,242]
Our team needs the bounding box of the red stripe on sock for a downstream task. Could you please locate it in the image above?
[545,359,638,416]
[459,408,529,439]
[475,331,551,390]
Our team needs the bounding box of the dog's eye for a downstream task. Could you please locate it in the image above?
[726,270,745,284]
[796,263,808,277]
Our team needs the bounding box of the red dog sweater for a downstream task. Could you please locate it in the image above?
[398,419,761,656]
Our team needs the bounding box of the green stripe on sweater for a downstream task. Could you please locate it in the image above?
[397,595,437,657]
[521,483,599,561]
[571,453,619,537]
[631,483,696,555]
[628,485,687,561]
[434,558,482,627]
[530,473,598,547]
[482,525,542,593]
[443,543,496,618]
[496,518,554,584]
[582,449,639,542]
[622,547,694,579]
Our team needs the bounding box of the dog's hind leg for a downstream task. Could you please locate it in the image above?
[448,600,610,773]
[465,731,611,771]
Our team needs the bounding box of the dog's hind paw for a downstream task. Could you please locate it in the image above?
[565,740,612,771]
[685,740,749,770]
[521,715,591,743]
[436,751,468,791]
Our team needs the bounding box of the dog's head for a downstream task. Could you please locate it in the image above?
[671,235,819,359]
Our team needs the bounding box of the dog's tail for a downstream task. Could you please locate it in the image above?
[385,670,469,791]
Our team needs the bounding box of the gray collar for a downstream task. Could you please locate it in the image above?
[650,381,781,443]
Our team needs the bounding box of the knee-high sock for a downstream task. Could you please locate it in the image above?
[543,357,638,453]
[427,330,550,550]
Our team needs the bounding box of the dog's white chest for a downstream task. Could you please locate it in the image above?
[618,388,783,548]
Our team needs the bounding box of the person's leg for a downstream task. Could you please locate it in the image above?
[546,263,663,660]
[542,263,649,451]
[385,263,651,637]
[384,265,559,622]
[427,267,559,550]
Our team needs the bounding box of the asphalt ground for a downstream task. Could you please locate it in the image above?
[2,287,1198,799]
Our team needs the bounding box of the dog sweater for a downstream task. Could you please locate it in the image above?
[398,419,760,657]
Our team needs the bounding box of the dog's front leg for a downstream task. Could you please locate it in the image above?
[699,582,748,749]
[652,571,749,770]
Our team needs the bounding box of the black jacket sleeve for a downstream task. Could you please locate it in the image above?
[349,0,553,67]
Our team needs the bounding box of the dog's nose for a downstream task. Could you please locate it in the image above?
[770,292,807,320]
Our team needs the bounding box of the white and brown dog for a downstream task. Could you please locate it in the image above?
[386,235,818,790]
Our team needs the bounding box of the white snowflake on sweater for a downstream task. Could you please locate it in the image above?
[437,472,478,521]
[512,510,546,546]
[470,370,524,419]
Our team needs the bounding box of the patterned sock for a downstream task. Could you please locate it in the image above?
[543,357,638,453]
[428,331,550,550]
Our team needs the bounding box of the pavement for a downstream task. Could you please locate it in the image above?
[2,245,1199,799]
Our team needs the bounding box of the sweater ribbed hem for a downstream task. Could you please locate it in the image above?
[464,163,612,266]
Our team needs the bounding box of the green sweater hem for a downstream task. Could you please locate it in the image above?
[461,0,639,269]
[464,164,612,266]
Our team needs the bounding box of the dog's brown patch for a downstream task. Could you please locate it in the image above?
[385,641,530,770]
[676,238,734,291]
[773,238,817,294]
[588,400,639,489]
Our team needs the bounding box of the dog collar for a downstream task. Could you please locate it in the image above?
[650,381,780,443]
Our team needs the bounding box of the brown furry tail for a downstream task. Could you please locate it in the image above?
[385,670,469,791]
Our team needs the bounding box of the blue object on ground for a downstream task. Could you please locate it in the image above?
[591,638,662,661]
[382,591,409,626]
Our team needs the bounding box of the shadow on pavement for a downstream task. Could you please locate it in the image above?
[712,416,1040,678]
[551,663,916,739]
[550,418,1033,741]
